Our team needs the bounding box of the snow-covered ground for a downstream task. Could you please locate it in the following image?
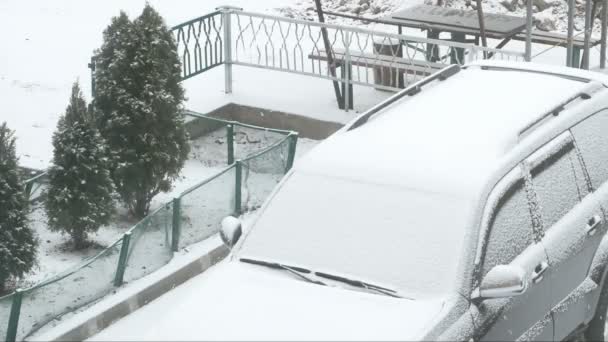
[14,127,319,294]
[3,0,606,170]
[2,0,608,339]
[0,0,389,171]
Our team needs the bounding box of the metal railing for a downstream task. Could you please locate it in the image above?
[22,171,48,203]
[229,9,524,91]
[173,11,225,80]
[88,7,526,106]
[166,6,525,108]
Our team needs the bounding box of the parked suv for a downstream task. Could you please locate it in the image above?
[98,61,608,341]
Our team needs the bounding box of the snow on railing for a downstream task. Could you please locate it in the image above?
[167,7,525,96]
[229,9,525,91]
[172,11,225,80]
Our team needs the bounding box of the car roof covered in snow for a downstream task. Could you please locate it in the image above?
[296,62,601,198]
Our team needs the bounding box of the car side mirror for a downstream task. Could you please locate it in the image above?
[220,216,242,249]
[473,265,527,301]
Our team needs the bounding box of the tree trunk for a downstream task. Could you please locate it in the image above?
[133,195,149,219]
[72,229,87,250]
[0,278,6,295]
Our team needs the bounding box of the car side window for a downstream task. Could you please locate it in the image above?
[570,109,608,190]
[529,137,588,231]
[482,176,535,278]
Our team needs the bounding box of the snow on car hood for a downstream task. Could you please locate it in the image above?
[91,261,447,341]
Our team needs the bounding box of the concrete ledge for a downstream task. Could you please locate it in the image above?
[30,238,228,342]
[185,103,343,140]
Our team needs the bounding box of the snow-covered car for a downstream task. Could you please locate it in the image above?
[100,61,608,341]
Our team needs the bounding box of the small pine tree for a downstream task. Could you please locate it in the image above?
[0,122,37,292]
[94,5,189,218]
[45,82,115,250]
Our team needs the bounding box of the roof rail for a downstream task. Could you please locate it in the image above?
[473,64,596,84]
[346,64,461,131]
[518,81,603,139]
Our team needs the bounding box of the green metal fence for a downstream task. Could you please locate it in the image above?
[3,115,298,341]
[178,165,236,249]
[22,170,48,203]
[123,203,174,284]
[0,294,13,342]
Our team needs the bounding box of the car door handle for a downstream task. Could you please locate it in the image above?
[532,261,549,284]
[587,214,603,236]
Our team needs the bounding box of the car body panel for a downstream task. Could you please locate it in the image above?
[94,63,608,341]
[91,261,448,341]
[478,241,553,341]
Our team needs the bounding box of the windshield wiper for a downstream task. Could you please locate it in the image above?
[314,271,409,299]
[240,258,327,286]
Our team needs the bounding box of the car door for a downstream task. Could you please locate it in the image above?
[475,166,553,341]
[527,131,604,341]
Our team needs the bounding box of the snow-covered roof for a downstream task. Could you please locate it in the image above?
[296,64,594,198]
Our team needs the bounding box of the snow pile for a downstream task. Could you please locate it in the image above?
[277,0,604,35]
[276,0,405,22]
[425,0,605,34]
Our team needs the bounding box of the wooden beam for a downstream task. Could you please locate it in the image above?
[475,0,489,58]
[583,0,593,69]
[313,0,344,108]
[601,0,607,68]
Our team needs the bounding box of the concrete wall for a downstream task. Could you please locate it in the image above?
[184,103,343,140]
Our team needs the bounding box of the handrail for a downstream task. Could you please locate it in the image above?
[234,9,525,54]
[22,170,48,185]
[179,163,236,197]
[183,110,293,135]
[171,11,221,31]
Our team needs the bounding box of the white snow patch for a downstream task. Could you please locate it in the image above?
[89,261,446,341]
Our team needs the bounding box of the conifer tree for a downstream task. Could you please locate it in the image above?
[45,82,114,250]
[94,5,189,218]
[0,122,37,292]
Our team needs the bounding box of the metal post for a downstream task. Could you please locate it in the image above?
[573,47,582,68]
[450,33,467,64]
[227,124,234,165]
[88,56,96,99]
[601,0,607,68]
[222,8,233,94]
[525,0,533,61]
[567,0,575,66]
[24,182,33,201]
[467,46,480,63]
[5,289,23,342]
[583,0,593,69]
[426,30,440,62]
[343,32,351,112]
[114,232,131,287]
[285,133,299,173]
[234,161,242,215]
[171,198,181,252]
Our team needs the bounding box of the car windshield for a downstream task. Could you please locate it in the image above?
[238,171,473,299]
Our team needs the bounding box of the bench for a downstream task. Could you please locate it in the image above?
[309,49,447,74]
[511,30,601,68]
[309,49,447,105]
